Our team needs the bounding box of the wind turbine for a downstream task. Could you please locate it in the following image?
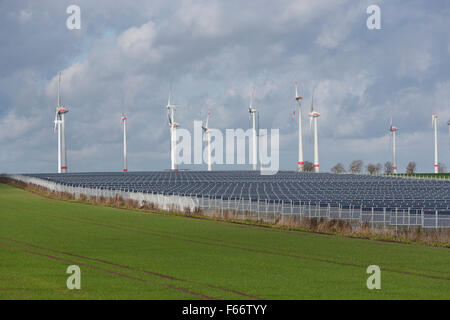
[294,81,304,172]
[167,88,179,171]
[121,113,128,172]
[432,114,438,173]
[54,72,69,173]
[309,86,320,173]
[389,118,398,174]
[248,88,257,171]
[202,110,212,171]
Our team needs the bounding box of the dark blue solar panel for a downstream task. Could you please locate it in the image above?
[24,171,450,213]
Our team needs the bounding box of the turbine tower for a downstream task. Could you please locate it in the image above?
[309,87,320,173]
[167,89,178,171]
[248,88,257,171]
[389,118,399,174]
[121,113,128,172]
[432,114,438,173]
[54,72,69,173]
[295,81,304,172]
[53,109,62,174]
[202,110,212,171]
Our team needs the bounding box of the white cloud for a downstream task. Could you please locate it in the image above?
[18,9,32,22]
[175,0,224,37]
[117,21,158,56]
[315,4,362,49]
[0,112,35,142]
[398,50,432,76]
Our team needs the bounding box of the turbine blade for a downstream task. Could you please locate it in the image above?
[53,110,59,133]
[250,87,255,109]
[310,85,316,113]
[206,110,210,128]
[58,72,61,108]
[168,85,172,107]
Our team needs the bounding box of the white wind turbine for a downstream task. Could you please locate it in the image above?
[294,81,304,172]
[389,118,398,174]
[121,113,128,172]
[53,72,69,173]
[202,110,212,171]
[309,86,320,173]
[432,114,439,173]
[167,89,179,171]
[248,88,257,171]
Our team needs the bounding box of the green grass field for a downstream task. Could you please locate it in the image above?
[0,183,449,299]
[393,173,450,180]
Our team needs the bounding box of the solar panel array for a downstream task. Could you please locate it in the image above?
[26,171,450,214]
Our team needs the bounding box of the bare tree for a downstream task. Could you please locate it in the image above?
[384,161,394,174]
[366,163,376,175]
[349,160,363,174]
[303,161,314,172]
[366,163,381,175]
[406,162,416,174]
[438,162,447,173]
[331,163,346,174]
[375,163,382,174]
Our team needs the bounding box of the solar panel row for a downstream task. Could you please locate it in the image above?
[25,171,450,214]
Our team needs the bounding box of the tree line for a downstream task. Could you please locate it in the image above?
[300,161,447,174]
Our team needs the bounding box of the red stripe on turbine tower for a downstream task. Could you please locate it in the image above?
[61,166,67,169]
[298,161,304,165]
[314,164,319,167]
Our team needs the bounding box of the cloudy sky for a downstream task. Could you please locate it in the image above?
[0,0,449,174]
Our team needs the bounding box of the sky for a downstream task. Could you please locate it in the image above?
[0,0,449,174]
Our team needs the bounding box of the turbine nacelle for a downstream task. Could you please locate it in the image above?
[168,121,179,127]
[56,106,69,114]
[432,114,438,127]
[294,81,302,101]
